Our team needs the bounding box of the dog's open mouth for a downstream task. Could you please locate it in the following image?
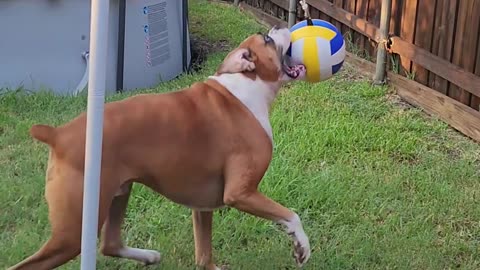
[278,47,305,79]
[283,63,306,79]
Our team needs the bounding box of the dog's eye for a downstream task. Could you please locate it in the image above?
[264,34,274,44]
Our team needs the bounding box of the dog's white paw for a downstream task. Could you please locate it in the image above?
[293,234,311,267]
[142,249,162,265]
[118,247,161,265]
[279,213,311,267]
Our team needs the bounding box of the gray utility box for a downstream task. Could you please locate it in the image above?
[0,0,191,95]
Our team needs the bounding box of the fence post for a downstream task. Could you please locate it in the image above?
[288,0,297,28]
[234,0,240,6]
[373,0,392,85]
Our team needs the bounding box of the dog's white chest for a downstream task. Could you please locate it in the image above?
[209,74,277,141]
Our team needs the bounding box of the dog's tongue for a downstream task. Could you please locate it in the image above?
[283,64,305,79]
[281,54,305,79]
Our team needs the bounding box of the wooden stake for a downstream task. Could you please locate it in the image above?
[373,0,392,85]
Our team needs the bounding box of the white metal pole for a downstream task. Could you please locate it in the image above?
[80,0,110,269]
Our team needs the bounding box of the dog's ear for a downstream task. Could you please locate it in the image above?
[216,48,257,75]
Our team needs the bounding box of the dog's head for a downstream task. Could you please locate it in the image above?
[216,26,306,83]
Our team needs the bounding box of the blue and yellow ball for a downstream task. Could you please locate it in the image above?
[287,19,346,83]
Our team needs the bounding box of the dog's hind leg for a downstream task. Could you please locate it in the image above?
[8,155,119,270]
[7,235,81,270]
[8,167,105,270]
[99,182,161,265]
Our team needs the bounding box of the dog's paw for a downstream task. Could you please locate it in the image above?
[142,250,162,265]
[281,213,311,267]
[292,235,310,267]
[117,247,161,265]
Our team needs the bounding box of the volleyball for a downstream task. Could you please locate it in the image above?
[287,19,346,83]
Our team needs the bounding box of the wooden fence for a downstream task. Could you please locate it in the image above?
[226,0,480,142]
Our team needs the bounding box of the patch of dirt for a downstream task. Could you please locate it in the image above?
[384,92,414,111]
[338,62,372,82]
[188,35,230,72]
[388,151,421,166]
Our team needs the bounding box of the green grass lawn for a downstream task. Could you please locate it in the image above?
[1,1,480,269]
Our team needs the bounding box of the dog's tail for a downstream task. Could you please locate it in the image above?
[30,124,57,146]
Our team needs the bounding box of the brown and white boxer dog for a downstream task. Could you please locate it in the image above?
[8,26,310,270]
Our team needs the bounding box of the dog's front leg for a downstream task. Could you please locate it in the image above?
[224,189,311,267]
[193,210,221,270]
